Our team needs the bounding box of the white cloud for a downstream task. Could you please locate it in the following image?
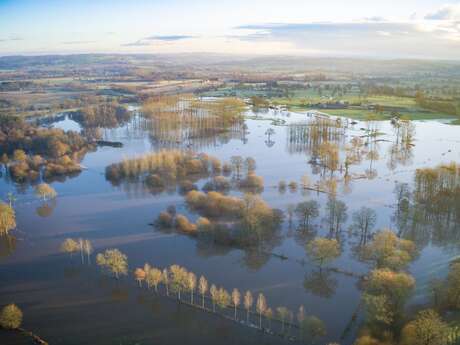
[425,4,460,20]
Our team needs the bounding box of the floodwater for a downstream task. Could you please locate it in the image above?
[0,106,459,345]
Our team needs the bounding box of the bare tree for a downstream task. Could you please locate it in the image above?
[232,288,241,320]
[199,276,208,308]
[244,291,253,324]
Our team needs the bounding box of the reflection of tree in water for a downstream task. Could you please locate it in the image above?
[138,96,247,151]
[111,286,129,302]
[387,120,415,170]
[36,199,57,218]
[286,117,346,156]
[294,228,317,247]
[394,163,460,249]
[303,269,338,298]
[0,234,16,259]
[195,239,232,259]
[241,249,272,271]
[63,266,81,279]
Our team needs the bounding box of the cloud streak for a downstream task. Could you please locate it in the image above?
[144,35,196,41]
[232,19,460,58]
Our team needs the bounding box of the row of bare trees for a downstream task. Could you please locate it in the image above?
[133,263,326,341]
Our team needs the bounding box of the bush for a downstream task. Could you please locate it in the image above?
[156,212,174,228]
[175,214,197,234]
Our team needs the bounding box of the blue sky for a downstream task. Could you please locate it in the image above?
[1,0,460,59]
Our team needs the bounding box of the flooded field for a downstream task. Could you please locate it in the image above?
[1,104,459,345]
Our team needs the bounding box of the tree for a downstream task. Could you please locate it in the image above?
[400,309,449,345]
[60,238,79,258]
[300,316,327,342]
[34,183,57,201]
[306,237,341,268]
[199,275,208,308]
[365,268,415,321]
[352,207,377,245]
[13,149,27,163]
[265,308,273,330]
[232,288,241,320]
[146,267,162,293]
[6,192,16,208]
[0,304,22,329]
[143,263,151,288]
[216,287,230,310]
[134,268,146,287]
[0,203,16,236]
[187,272,197,305]
[362,293,394,325]
[244,291,253,324]
[445,261,460,309]
[295,200,319,229]
[162,268,170,296]
[297,305,306,325]
[169,265,188,300]
[210,284,218,312]
[277,306,289,333]
[362,229,417,271]
[301,174,311,190]
[96,249,128,279]
[256,293,267,329]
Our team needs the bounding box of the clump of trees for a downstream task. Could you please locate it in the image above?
[70,102,131,129]
[60,238,93,263]
[0,114,91,183]
[160,192,283,248]
[105,150,222,189]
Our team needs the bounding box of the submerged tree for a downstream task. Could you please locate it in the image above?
[134,268,146,287]
[232,288,241,320]
[300,316,327,343]
[60,238,79,258]
[187,272,197,305]
[244,291,254,324]
[364,268,415,325]
[256,293,267,329]
[162,268,170,296]
[210,284,218,312]
[0,202,16,236]
[146,267,162,293]
[362,229,417,271]
[216,287,230,310]
[96,249,128,279]
[277,306,289,333]
[34,183,57,201]
[199,275,208,308]
[400,309,449,345]
[306,237,341,268]
[0,304,22,329]
[169,265,188,301]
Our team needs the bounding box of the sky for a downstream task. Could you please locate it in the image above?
[0,0,460,59]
